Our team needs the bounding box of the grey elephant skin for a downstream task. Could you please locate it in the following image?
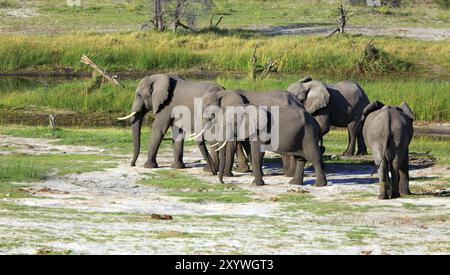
[287,78,369,156]
[362,101,414,199]
[201,89,304,177]
[201,90,327,187]
[119,74,223,173]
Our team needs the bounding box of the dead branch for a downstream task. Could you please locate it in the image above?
[250,45,279,82]
[326,3,350,38]
[48,114,56,129]
[175,20,196,32]
[209,15,223,29]
[80,55,124,88]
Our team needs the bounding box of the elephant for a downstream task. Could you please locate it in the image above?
[199,89,305,177]
[287,77,369,156]
[198,89,327,187]
[361,101,414,199]
[117,74,224,173]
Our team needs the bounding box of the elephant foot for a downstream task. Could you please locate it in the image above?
[285,170,295,177]
[252,178,265,186]
[356,150,368,156]
[378,194,389,200]
[144,161,158,169]
[131,162,136,167]
[390,192,401,199]
[342,151,354,157]
[203,165,218,173]
[289,178,303,185]
[314,178,327,187]
[171,162,186,169]
[223,171,234,177]
[400,188,412,196]
[235,163,251,173]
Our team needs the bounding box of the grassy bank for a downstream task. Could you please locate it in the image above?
[0,32,449,77]
[1,76,449,121]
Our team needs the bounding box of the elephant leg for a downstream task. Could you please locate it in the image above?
[145,115,171,168]
[197,140,217,175]
[171,126,186,169]
[343,121,357,156]
[251,141,265,186]
[281,154,290,176]
[223,141,236,177]
[356,123,368,155]
[319,138,326,155]
[312,159,327,187]
[286,155,296,177]
[399,149,411,196]
[390,159,400,199]
[377,158,390,200]
[204,141,219,173]
[289,158,305,185]
[303,143,327,187]
[235,142,251,173]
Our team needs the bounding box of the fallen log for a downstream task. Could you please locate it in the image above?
[80,54,124,88]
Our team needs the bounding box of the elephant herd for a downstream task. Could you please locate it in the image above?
[118,74,414,199]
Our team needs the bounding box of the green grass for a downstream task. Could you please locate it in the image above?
[0,152,117,200]
[276,192,386,215]
[0,31,448,77]
[140,170,254,203]
[345,228,378,244]
[0,153,117,184]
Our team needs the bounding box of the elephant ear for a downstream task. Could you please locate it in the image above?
[303,81,330,114]
[361,101,385,123]
[398,102,414,121]
[151,74,171,114]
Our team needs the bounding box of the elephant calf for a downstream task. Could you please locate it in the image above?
[362,101,414,199]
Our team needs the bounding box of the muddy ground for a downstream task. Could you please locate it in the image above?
[0,134,449,255]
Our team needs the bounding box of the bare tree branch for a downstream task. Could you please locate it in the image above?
[80,55,124,88]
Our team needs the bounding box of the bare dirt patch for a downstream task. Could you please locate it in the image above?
[257,25,450,41]
[0,135,449,254]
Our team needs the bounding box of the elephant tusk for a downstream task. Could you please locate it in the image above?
[190,128,206,140]
[117,112,137,120]
[209,142,219,148]
[215,140,228,151]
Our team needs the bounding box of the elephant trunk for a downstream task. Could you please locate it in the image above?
[130,98,146,166]
[130,113,144,166]
[218,143,226,183]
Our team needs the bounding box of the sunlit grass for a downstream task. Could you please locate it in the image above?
[0,31,448,77]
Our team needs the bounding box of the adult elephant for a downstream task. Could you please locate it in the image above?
[198,89,304,176]
[287,77,369,156]
[199,90,327,186]
[118,74,223,172]
[361,101,414,199]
